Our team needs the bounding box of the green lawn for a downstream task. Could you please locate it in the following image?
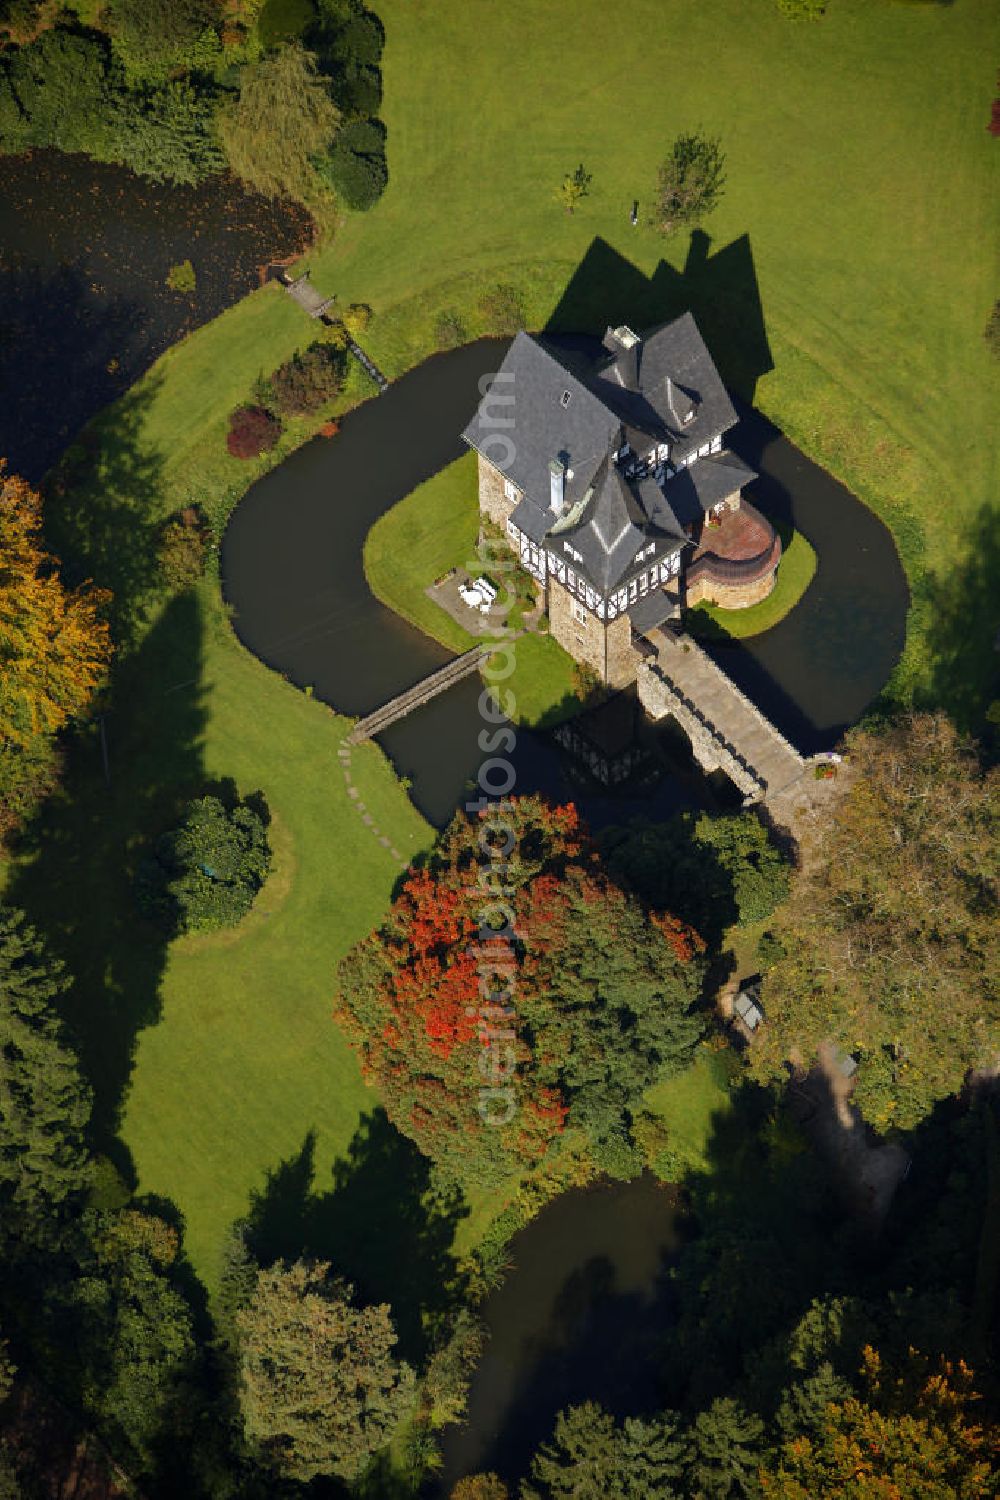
[1,581,432,1290]
[643,1047,736,1176]
[5,0,997,1297]
[364,451,581,726]
[687,529,818,642]
[51,0,997,715]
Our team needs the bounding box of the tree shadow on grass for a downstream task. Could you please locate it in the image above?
[41,373,170,648]
[915,501,1000,751]
[243,1108,469,1363]
[6,589,208,1154]
[544,230,773,404]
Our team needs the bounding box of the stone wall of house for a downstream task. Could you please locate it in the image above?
[685,565,778,610]
[478,454,517,529]
[548,580,637,688]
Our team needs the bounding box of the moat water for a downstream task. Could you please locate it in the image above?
[6,152,910,1492]
[221,337,908,1483]
[221,337,908,827]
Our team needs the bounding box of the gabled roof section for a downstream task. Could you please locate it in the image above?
[460,331,619,514]
[661,453,757,526]
[595,311,738,464]
[555,452,688,593]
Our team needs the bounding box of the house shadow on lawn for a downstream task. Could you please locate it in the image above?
[544,229,773,404]
[242,1109,469,1364]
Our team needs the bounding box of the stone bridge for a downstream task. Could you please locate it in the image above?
[636,628,806,806]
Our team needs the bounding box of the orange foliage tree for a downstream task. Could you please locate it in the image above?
[0,464,111,829]
[761,1348,1000,1499]
[335,797,705,1188]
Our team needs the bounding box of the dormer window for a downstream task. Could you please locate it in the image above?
[560,390,572,408]
[563,541,583,564]
[682,407,695,425]
[634,541,655,564]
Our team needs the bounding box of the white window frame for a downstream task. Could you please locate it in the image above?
[503,478,518,502]
[571,599,586,624]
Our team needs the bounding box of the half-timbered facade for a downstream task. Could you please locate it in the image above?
[462,314,780,686]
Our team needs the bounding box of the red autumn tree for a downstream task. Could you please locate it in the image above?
[335,797,705,1188]
[226,405,283,459]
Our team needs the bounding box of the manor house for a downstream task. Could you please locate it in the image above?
[461,316,780,687]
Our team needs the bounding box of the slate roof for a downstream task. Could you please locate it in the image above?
[595,311,738,466]
[551,454,688,593]
[462,332,619,516]
[661,454,758,526]
[461,314,750,596]
[627,587,681,634]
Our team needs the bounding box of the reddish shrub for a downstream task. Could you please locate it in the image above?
[226,405,282,460]
[989,96,1000,136]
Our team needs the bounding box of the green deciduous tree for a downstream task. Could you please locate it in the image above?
[134,793,271,934]
[218,41,339,204]
[54,1209,197,1474]
[555,163,592,214]
[600,809,790,944]
[654,131,726,236]
[450,1476,509,1500]
[3,28,114,157]
[774,0,826,19]
[751,713,999,1130]
[236,1259,415,1482]
[313,115,387,210]
[0,907,91,1251]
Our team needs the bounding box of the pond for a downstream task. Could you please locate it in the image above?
[221,337,908,826]
[439,1175,683,1489]
[0,149,311,481]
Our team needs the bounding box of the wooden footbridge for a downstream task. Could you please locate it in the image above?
[279,271,389,392]
[637,627,806,805]
[346,645,491,744]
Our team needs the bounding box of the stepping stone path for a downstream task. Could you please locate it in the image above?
[337,739,409,870]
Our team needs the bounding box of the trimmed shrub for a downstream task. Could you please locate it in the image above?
[315,117,387,210]
[157,508,208,589]
[269,342,346,415]
[477,283,525,336]
[329,11,383,67]
[135,793,271,934]
[226,404,282,458]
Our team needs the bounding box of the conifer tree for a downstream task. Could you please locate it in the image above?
[687,1397,765,1499]
[0,906,92,1250]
